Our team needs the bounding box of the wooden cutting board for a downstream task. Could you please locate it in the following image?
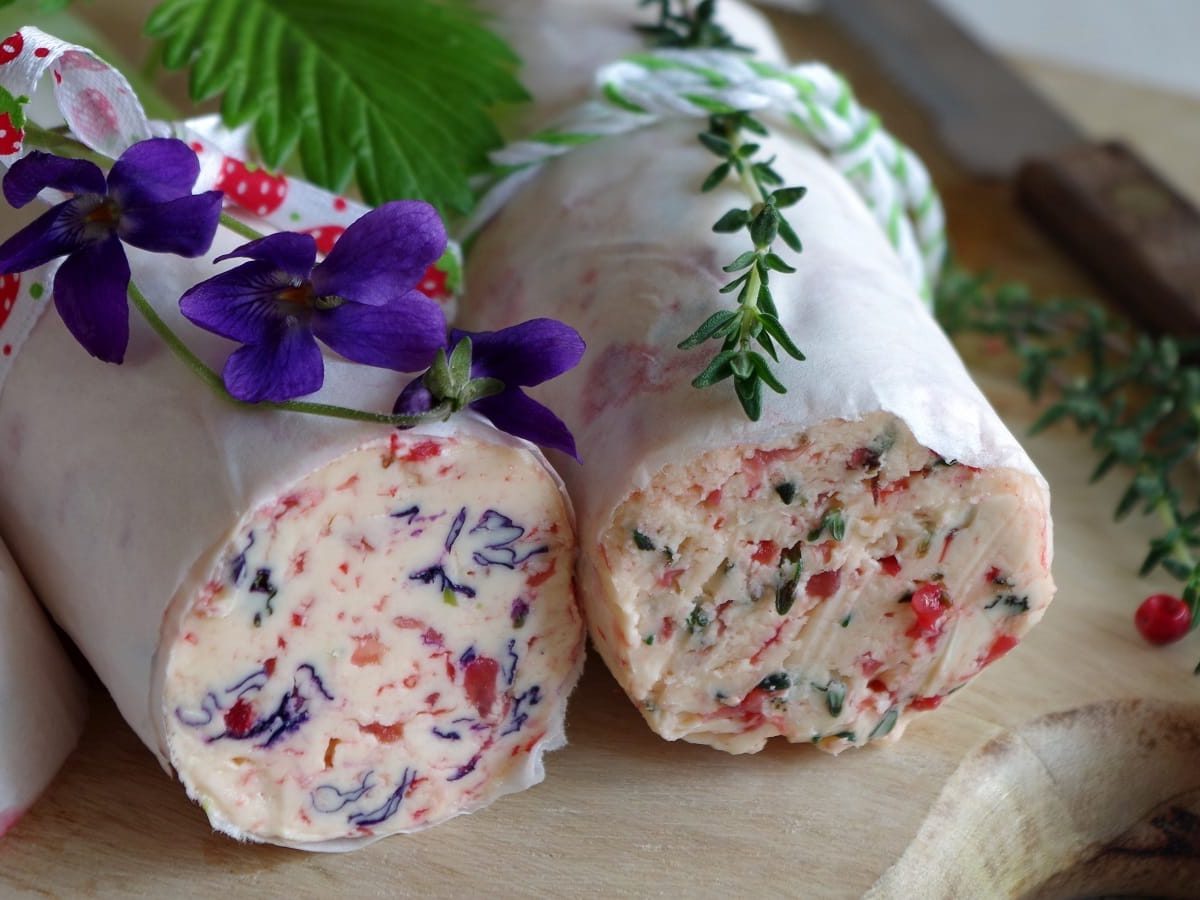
[2,8,1199,898]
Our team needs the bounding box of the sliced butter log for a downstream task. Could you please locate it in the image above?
[461,1,1054,753]
[0,537,87,837]
[0,231,584,847]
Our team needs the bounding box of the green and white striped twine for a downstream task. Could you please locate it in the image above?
[467,49,948,302]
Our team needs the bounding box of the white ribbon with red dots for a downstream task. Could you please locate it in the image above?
[0,27,459,395]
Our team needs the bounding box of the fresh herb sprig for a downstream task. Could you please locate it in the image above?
[678,111,807,421]
[636,0,747,50]
[935,265,1200,670]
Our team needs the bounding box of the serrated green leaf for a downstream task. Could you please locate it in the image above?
[145,0,526,212]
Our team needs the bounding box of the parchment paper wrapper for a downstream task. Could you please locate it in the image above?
[0,17,585,847]
[462,0,1055,752]
[0,535,87,837]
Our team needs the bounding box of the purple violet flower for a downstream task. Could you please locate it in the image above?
[0,139,223,363]
[394,318,585,459]
[180,201,449,403]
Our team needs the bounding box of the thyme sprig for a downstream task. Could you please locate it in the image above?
[635,0,747,50]
[935,265,1200,670]
[678,111,807,421]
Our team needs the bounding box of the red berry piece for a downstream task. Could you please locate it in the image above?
[0,272,18,329]
[215,157,288,216]
[0,33,23,65]
[223,698,256,738]
[463,655,500,717]
[1135,593,1192,645]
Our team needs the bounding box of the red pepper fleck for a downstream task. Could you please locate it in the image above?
[806,568,841,599]
[527,557,558,588]
[703,488,723,508]
[291,612,306,627]
[403,674,419,689]
[939,530,957,564]
[713,516,725,531]
[867,678,889,693]
[848,447,879,469]
[878,555,902,576]
[464,656,501,717]
[1134,593,1192,645]
[394,616,423,630]
[857,652,883,676]
[263,657,276,676]
[224,699,255,738]
[277,636,288,650]
[910,695,943,711]
[877,477,910,502]
[360,721,405,743]
[661,616,675,640]
[906,582,947,639]
[752,540,779,566]
[657,568,685,589]
[984,566,1003,583]
[981,634,1019,668]
[351,632,388,666]
[402,440,442,462]
[338,562,350,575]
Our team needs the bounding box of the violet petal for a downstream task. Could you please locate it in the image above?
[312,291,447,372]
[180,260,294,344]
[473,389,579,461]
[457,318,586,387]
[119,190,223,257]
[3,152,106,208]
[214,231,316,280]
[222,323,324,403]
[52,236,130,363]
[0,202,84,273]
[107,138,201,207]
[311,201,446,306]
[393,377,435,415]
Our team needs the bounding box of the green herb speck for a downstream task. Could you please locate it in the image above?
[686,604,711,634]
[758,672,791,692]
[870,707,899,740]
[643,634,655,645]
[825,679,846,716]
[29,283,43,300]
[633,529,655,552]
[774,481,796,504]
[840,613,852,628]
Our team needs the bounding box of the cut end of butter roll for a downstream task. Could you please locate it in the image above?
[586,412,1052,754]
[158,430,583,846]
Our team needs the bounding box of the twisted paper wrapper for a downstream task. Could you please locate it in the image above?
[467,49,947,298]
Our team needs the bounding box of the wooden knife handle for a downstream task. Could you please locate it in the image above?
[1017,142,1200,336]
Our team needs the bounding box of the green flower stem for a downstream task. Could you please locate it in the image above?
[127,281,452,428]
[22,123,267,243]
[219,212,265,243]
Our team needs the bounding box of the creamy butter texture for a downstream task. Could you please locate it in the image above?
[163,433,583,843]
[590,413,1053,753]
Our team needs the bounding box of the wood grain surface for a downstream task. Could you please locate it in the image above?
[2,6,1199,898]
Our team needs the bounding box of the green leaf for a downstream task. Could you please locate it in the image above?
[145,0,526,212]
[679,309,738,349]
[748,352,786,394]
[735,374,763,420]
[713,208,750,232]
[773,186,808,207]
[777,216,803,253]
[692,350,737,388]
[701,162,731,192]
[764,252,796,273]
[698,131,733,158]
[723,250,758,272]
[750,205,779,248]
[825,679,846,716]
[759,313,805,361]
